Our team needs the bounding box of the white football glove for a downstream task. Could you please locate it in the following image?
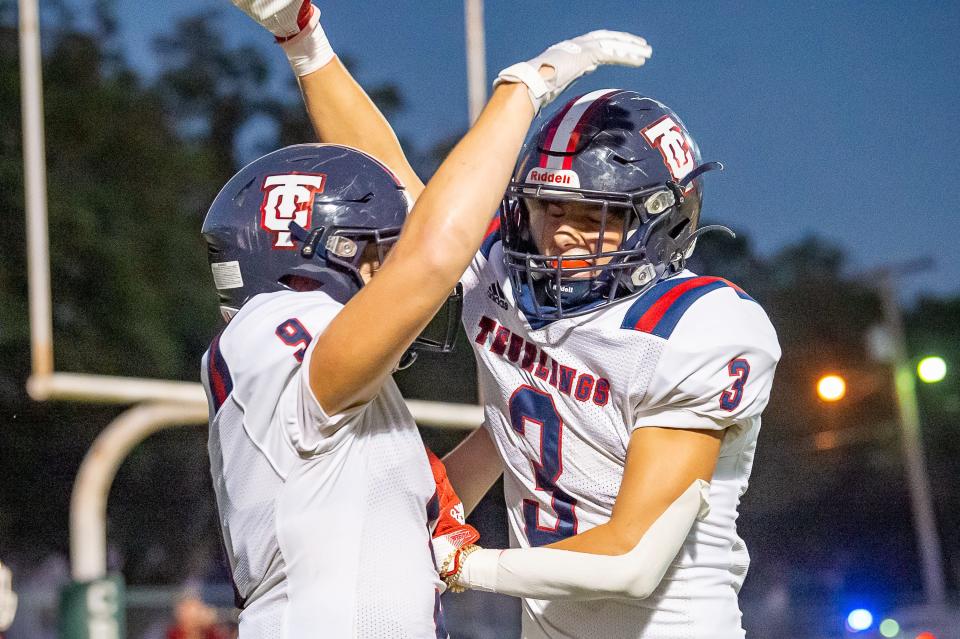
[495,30,652,113]
[0,561,17,632]
[230,0,334,76]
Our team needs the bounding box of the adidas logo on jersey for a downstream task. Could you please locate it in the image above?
[487,281,509,310]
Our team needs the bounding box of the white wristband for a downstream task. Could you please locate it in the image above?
[494,62,550,113]
[279,8,335,77]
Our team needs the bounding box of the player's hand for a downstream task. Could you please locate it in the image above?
[0,561,17,632]
[495,31,652,112]
[229,0,333,76]
[431,500,480,588]
[230,0,312,39]
[434,529,481,586]
[436,539,482,594]
[425,446,481,590]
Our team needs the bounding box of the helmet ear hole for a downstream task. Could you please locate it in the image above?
[278,274,323,292]
[668,219,690,240]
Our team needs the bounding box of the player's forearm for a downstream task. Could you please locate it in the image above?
[454,480,710,601]
[298,59,424,199]
[443,427,504,516]
[229,1,424,196]
[306,83,534,415]
[391,82,534,277]
[543,520,641,555]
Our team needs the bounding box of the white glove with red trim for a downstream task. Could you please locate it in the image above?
[495,30,652,113]
[230,0,334,76]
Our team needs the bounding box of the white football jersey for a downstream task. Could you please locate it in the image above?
[462,234,781,639]
[201,290,447,639]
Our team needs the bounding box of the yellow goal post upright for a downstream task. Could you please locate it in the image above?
[17,0,485,636]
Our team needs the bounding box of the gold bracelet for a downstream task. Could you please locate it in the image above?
[443,544,482,593]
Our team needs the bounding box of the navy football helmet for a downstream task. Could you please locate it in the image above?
[500,89,729,321]
[202,143,460,360]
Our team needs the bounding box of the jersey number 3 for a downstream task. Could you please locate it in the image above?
[509,386,578,546]
[720,358,750,411]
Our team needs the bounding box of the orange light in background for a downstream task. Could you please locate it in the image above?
[915,632,937,639]
[813,430,839,451]
[817,374,847,402]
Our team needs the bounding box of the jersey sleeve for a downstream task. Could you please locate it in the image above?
[293,326,369,452]
[215,290,369,456]
[631,290,781,431]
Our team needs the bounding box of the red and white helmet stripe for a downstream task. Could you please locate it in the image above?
[539,89,622,171]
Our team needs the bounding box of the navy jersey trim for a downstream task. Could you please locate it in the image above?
[621,276,756,339]
[207,333,234,412]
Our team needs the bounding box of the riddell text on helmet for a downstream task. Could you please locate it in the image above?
[525,168,581,188]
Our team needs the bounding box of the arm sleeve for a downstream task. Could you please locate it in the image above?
[632,292,781,432]
[458,480,710,600]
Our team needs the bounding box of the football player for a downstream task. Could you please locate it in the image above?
[445,91,780,639]
[228,3,780,638]
[200,8,652,638]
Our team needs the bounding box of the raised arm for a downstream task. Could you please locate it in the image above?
[310,81,534,414]
[299,60,424,198]
[230,1,424,197]
[295,32,653,416]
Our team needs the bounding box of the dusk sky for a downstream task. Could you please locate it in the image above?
[83,1,960,299]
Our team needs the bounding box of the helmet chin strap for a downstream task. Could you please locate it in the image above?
[288,221,325,258]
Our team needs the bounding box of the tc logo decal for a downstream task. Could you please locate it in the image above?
[260,173,326,249]
[641,116,695,183]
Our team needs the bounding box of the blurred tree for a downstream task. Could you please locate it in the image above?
[0,14,221,578]
[153,9,271,182]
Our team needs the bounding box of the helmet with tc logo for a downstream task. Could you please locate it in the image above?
[500,89,728,322]
[202,143,460,358]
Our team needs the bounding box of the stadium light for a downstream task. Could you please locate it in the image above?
[917,356,947,384]
[817,374,847,402]
[846,608,874,632]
